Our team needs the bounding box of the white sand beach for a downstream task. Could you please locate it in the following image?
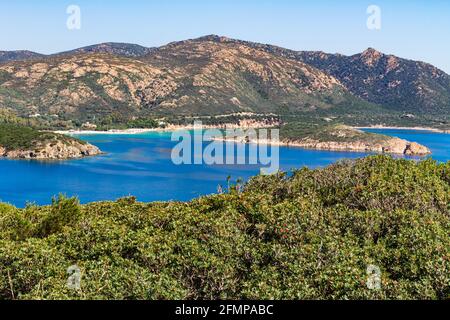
[354,125,449,134]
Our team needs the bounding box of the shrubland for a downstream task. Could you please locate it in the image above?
[0,156,448,300]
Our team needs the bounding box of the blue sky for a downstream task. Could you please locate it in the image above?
[1,0,449,72]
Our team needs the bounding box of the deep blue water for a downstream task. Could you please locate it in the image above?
[0,129,448,207]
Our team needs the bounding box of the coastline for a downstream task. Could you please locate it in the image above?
[54,122,277,135]
[55,127,177,135]
[55,124,434,156]
[212,137,431,156]
[56,124,450,136]
[354,125,450,134]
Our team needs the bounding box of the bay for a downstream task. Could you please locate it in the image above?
[0,129,448,207]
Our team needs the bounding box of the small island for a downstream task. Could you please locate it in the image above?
[0,123,101,160]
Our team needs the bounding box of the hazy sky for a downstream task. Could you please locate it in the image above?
[1,0,449,73]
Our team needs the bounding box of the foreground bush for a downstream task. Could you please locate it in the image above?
[0,156,449,300]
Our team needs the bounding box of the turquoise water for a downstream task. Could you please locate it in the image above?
[0,129,448,207]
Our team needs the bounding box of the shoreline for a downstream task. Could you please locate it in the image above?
[354,125,449,134]
[55,127,178,135]
[54,122,277,135]
[55,124,450,136]
[212,137,431,156]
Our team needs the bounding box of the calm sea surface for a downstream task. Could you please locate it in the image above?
[0,129,449,207]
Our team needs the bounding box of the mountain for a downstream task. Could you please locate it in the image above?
[189,35,450,116]
[138,38,374,116]
[295,48,450,115]
[0,50,45,63]
[0,43,156,64]
[0,38,377,123]
[0,35,449,126]
[56,42,157,58]
[0,53,164,122]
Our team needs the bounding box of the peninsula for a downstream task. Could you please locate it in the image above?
[220,124,432,156]
[0,124,101,160]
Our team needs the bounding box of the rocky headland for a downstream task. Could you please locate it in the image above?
[218,125,431,156]
[0,124,101,160]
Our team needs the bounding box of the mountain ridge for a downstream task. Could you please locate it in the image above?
[0,35,449,127]
[0,42,365,121]
[0,50,45,63]
[184,35,450,115]
[0,43,157,63]
[3,35,448,76]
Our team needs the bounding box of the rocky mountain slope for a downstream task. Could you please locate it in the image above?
[187,36,450,116]
[139,39,367,115]
[295,48,450,115]
[0,53,168,121]
[0,39,375,122]
[0,35,449,123]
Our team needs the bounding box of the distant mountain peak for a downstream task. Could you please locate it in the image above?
[0,50,44,63]
[57,42,156,58]
[359,48,384,66]
[362,47,381,54]
[190,34,232,43]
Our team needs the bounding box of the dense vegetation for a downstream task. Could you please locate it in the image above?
[0,123,84,151]
[279,123,391,143]
[0,156,448,300]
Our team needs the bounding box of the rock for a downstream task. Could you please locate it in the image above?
[404,142,431,155]
[381,138,409,154]
[1,140,102,160]
[283,134,430,156]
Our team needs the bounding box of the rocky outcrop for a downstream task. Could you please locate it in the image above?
[283,126,432,155]
[404,142,431,156]
[0,139,101,160]
[284,137,431,155]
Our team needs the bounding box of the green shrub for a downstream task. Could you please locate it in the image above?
[36,195,81,238]
[0,156,448,300]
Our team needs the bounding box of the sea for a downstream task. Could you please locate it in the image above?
[0,128,448,207]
